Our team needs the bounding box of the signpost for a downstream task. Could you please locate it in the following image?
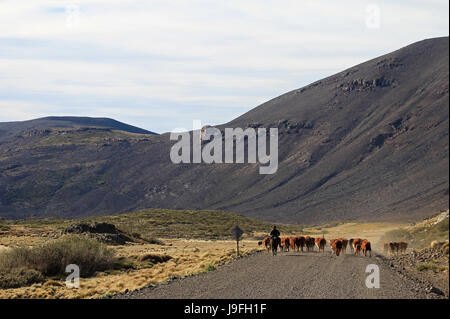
[231,226,244,256]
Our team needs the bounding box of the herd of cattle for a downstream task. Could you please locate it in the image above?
[259,235,408,257]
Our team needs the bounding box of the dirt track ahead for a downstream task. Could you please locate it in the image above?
[116,250,445,299]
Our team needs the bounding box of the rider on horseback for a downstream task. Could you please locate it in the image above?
[270,225,280,239]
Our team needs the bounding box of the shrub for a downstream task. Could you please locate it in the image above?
[136,254,171,263]
[31,236,115,276]
[416,261,438,272]
[0,236,116,284]
[203,264,216,272]
[0,267,44,289]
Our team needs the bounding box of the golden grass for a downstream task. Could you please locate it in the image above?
[0,216,413,299]
[0,238,260,299]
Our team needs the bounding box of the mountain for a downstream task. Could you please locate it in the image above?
[0,116,156,143]
[0,37,448,223]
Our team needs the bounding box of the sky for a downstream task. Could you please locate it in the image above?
[0,0,448,133]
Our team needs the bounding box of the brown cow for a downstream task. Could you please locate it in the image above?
[297,236,306,252]
[349,238,355,252]
[389,242,400,256]
[361,240,372,257]
[315,237,326,253]
[354,243,362,256]
[280,237,289,252]
[352,238,362,251]
[305,236,315,252]
[289,236,296,252]
[304,236,311,251]
[262,237,271,253]
[338,238,348,254]
[330,239,343,256]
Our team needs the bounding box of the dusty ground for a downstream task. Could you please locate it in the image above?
[115,248,446,299]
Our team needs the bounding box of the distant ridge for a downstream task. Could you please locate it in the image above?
[40,116,156,135]
[0,116,156,141]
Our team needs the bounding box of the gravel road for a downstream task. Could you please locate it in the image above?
[116,250,445,299]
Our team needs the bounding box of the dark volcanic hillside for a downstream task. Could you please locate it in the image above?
[0,37,448,223]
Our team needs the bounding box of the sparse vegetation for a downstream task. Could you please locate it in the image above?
[0,267,44,289]
[417,261,438,272]
[203,264,216,272]
[0,236,115,288]
[380,212,449,250]
[4,208,302,240]
[380,228,414,243]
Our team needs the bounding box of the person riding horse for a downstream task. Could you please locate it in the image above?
[268,225,281,255]
[270,225,280,239]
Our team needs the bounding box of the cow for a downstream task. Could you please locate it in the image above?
[389,242,400,256]
[295,236,306,252]
[354,242,362,256]
[261,237,271,253]
[289,236,296,252]
[338,238,348,254]
[361,240,372,257]
[330,239,343,256]
[349,238,354,252]
[352,238,362,251]
[315,237,326,253]
[305,236,315,252]
[281,237,290,252]
[398,242,408,253]
[304,236,311,251]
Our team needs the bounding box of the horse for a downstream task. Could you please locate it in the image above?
[270,237,282,256]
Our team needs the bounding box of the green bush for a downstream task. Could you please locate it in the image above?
[203,264,216,272]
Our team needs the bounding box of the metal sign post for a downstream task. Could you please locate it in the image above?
[231,226,244,256]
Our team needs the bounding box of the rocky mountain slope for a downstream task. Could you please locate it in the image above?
[0,37,448,223]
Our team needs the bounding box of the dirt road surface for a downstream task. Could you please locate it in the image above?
[116,250,445,299]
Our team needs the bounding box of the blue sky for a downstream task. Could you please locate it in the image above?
[0,0,448,133]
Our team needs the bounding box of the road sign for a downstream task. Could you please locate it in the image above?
[232,226,244,256]
[231,226,243,240]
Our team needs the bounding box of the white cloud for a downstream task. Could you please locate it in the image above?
[0,0,448,132]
